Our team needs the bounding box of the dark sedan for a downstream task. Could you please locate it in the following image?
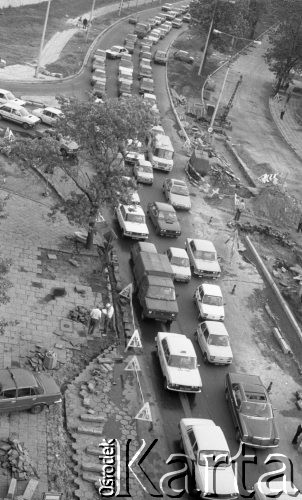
[147,201,181,237]
[174,50,194,64]
[225,372,279,448]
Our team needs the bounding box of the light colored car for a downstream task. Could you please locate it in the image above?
[156,331,202,393]
[125,151,145,167]
[166,247,191,282]
[172,18,183,28]
[116,203,149,239]
[0,103,40,129]
[158,26,169,38]
[0,89,26,107]
[154,50,168,65]
[139,77,154,94]
[163,178,191,210]
[125,40,135,54]
[179,418,239,498]
[125,33,137,43]
[162,21,172,32]
[185,238,221,278]
[121,53,133,62]
[195,321,233,365]
[92,59,105,72]
[134,159,153,185]
[194,283,225,321]
[106,45,128,59]
[139,51,152,61]
[161,3,173,11]
[183,12,191,22]
[92,50,106,62]
[154,16,163,25]
[119,59,133,71]
[91,69,106,85]
[32,106,63,126]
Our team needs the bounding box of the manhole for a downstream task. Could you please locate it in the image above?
[60,319,73,333]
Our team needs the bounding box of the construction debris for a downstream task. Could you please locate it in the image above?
[228,221,295,248]
[68,305,90,325]
[0,438,39,480]
[26,346,47,371]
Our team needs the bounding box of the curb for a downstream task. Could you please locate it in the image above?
[268,97,302,164]
[245,235,302,345]
[225,139,257,188]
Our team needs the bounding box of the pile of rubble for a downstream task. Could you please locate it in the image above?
[252,185,302,229]
[26,345,47,371]
[0,438,38,480]
[68,305,90,325]
[228,220,295,248]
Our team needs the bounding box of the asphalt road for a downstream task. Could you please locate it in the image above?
[0,7,289,496]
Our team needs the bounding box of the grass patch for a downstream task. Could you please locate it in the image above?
[0,0,115,66]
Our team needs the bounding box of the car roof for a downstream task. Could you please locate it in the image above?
[158,332,196,356]
[155,50,167,56]
[0,368,37,391]
[139,159,152,167]
[194,423,228,451]
[122,204,145,215]
[169,247,188,258]
[203,321,228,336]
[154,201,175,212]
[200,283,222,296]
[135,241,157,252]
[144,93,156,99]
[44,107,62,114]
[228,372,263,387]
[170,179,187,186]
[189,239,216,251]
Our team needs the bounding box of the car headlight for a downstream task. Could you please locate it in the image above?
[148,310,152,314]
[171,314,175,317]
[203,313,208,317]
[209,356,215,361]
[273,438,279,445]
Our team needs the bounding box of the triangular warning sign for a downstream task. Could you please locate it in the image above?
[125,329,142,351]
[135,402,152,422]
[124,355,141,371]
[119,283,132,300]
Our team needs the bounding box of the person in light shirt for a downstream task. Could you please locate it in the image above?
[87,307,102,335]
[102,303,115,335]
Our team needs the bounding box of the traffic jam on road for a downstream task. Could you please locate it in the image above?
[86,3,288,498]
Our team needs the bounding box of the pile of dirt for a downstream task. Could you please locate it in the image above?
[251,185,302,229]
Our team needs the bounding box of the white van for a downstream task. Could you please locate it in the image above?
[149,133,174,172]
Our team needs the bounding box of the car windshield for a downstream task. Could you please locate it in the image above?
[148,285,175,300]
[6,92,15,100]
[198,451,230,468]
[240,401,272,418]
[156,149,173,160]
[138,164,153,173]
[168,355,196,369]
[171,256,189,267]
[19,107,29,116]
[208,334,229,347]
[158,210,176,222]
[194,250,216,261]
[126,213,145,224]
[203,294,222,306]
[170,184,188,195]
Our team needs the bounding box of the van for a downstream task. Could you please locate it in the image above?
[134,22,151,38]
[148,133,174,172]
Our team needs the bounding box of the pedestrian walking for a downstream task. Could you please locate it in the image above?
[297,215,302,233]
[234,197,245,222]
[82,17,88,29]
[292,424,302,445]
[280,108,286,120]
[87,306,102,335]
[102,303,115,335]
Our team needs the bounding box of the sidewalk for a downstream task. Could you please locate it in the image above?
[269,92,302,161]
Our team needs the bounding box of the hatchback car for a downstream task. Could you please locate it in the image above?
[174,50,194,64]
[172,18,183,28]
[134,159,153,185]
[166,247,191,282]
[156,331,202,393]
[225,372,279,448]
[147,201,181,237]
[139,77,154,94]
[185,238,221,278]
[0,89,26,107]
[154,50,168,65]
[116,203,149,240]
[195,321,233,365]
[0,368,62,414]
[106,45,128,59]
[179,418,239,498]
[32,106,63,126]
[163,178,191,210]
[0,103,40,129]
[194,283,225,321]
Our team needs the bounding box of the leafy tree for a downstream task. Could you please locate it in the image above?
[265,0,302,92]
[10,97,155,248]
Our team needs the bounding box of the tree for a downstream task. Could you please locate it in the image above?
[10,97,155,249]
[265,0,302,93]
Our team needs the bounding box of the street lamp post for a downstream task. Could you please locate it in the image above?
[35,0,51,78]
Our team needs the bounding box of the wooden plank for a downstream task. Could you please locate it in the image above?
[22,479,39,500]
[7,477,17,499]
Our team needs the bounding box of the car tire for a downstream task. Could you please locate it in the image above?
[141,311,146,321]
[235,428,241,442]
[22,122,29,130]
[30,404,44,414]
[225,388,229,401]
[203,352,208,363]
[163,377,169,391]
[179,437,184,452]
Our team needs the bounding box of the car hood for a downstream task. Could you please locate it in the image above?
[36,373,61,396]
[145,297,178,313]
[194,259,221,273]
[240,415,275,440]
[199,304,225,318]
[170,193,191,208]
[171,265,191,277]
[207,344,233,359]
[124,221,149,234]
[168,367,202,387]
[158,219,181,231]
[137,171,153,180]
[196,465,238,496]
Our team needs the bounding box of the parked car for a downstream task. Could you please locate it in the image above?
[92,49,106,62]
[166,247,191,282]
[185,238,221,278]
[139,77,154,94]
[93,81,106,98]
[0,103,40,129]
[119,59,133,71]
[125,33,137,43]
[92,59,105,72]
[194,283,225,321]
[139,51,152,61]
[158,26,169,38]
[31,106,63,126]
[125,151,145,167]
[121,53,133,62]
[172,18,182,28]
[195,321,233,365]
[161,3,173,11]
[179,418,239,499]
[174,50,194,64]
[91,69,106,85]
[106,45,128,59]
[225,372,280,448]
[41,129,79,158]
[154,16,163,25]
[183,13,191,22]
[147,201,181,237]
[156,331,202,393]
[0,368,62,414]
[134,159,153,185]
[128,15,138,24]
[0,89,26,107]
[163,178,191,210]
[165,10,177,20]
[116,203,149,240]
[148,17,157,28]
[154,50,168,65]
[130,241,157,263]
[125,40,135,54]
[138,62,152,79]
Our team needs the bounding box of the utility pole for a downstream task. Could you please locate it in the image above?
[35,0,51,78]
[198,0,217,76]
[86,0,96,42]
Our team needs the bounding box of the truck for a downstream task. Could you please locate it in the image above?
[131,245,178,324]
[147,132,174,172]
